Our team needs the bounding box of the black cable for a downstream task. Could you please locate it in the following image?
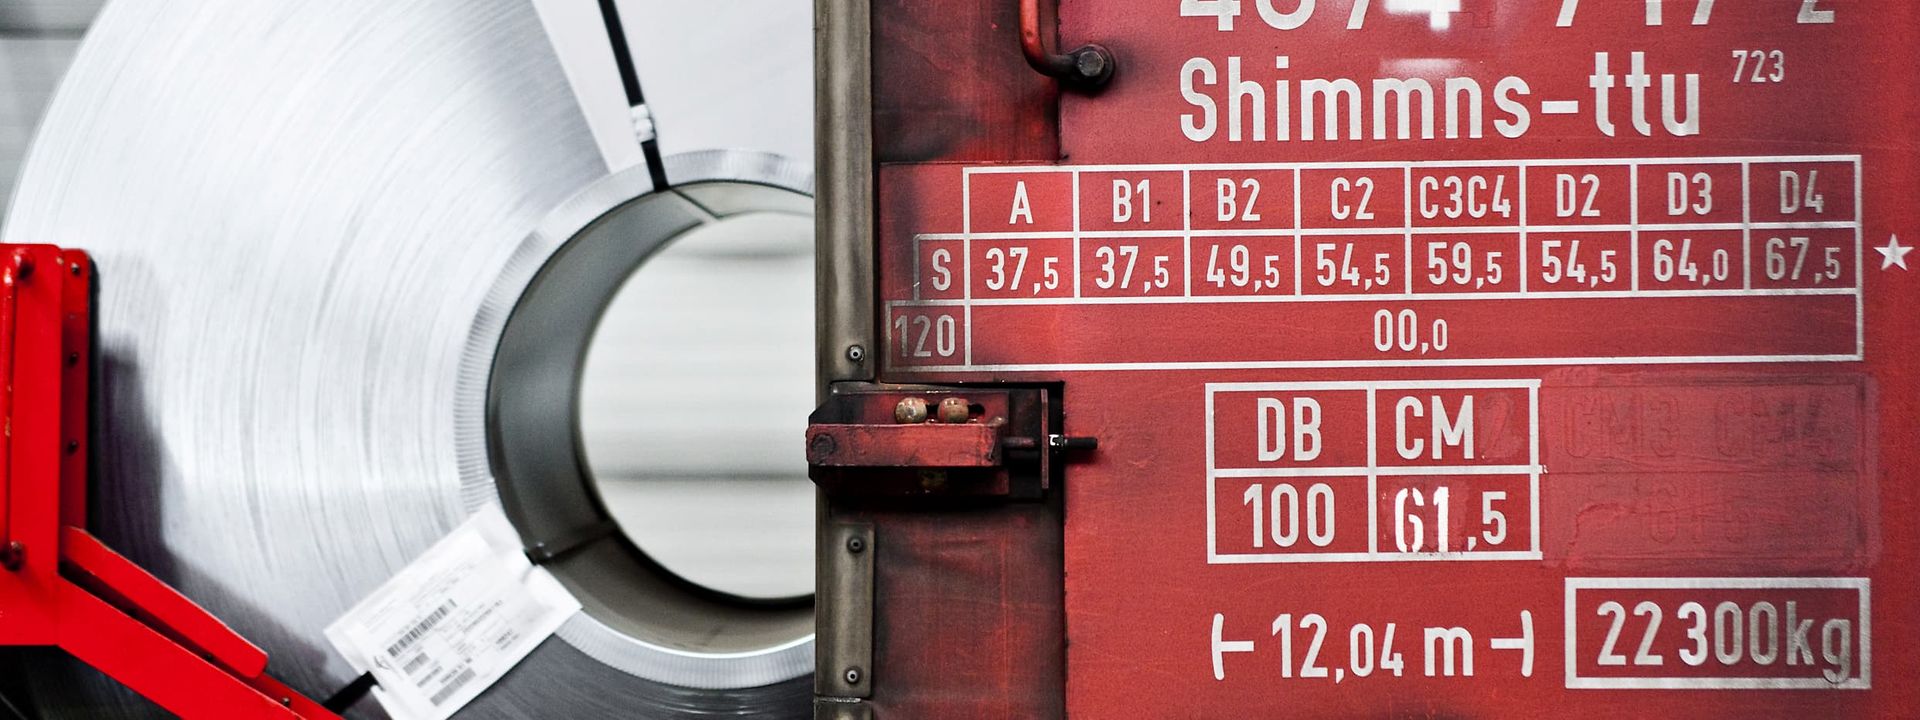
[0,651,34,720]
[321,672,378,713]
[595,0,671,190]
[0,687,31,720]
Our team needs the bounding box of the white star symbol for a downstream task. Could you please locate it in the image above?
[1878,234,1913,271]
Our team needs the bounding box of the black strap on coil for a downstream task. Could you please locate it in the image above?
[321,671,378,713]
[595,0,670,190]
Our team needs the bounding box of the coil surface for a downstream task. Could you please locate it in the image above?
[1,0,813,716]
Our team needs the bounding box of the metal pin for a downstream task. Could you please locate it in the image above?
[936,397,970,424]
[893,397,929,424]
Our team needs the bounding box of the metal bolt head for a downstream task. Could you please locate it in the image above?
[1066,44,1117,89]
[845,344,866,362]
[894,397,930,424]
[1074,48,1108,79]
[0,542,23,571]
[807,433,838,462]
[845,536,865,554]
[843,667,863,685]
[936,397,970,424]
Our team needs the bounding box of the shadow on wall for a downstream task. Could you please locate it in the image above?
[0,37,79,222]
[0,0,98,225]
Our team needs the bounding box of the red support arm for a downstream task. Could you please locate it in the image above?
[60,526,270,677]
[56,582,304,718]
[1,245,338,719]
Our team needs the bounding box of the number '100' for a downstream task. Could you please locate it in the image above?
[895,313,958,358]
[1244,482,1335,549]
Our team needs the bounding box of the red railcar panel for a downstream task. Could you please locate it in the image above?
[873,0,1917,716]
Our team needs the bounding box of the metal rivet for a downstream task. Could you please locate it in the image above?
[66,440,79,455]
[894,397,929,424]
[0,542,23,571]
[845,536,865,554]
[843,667,863,685]
[66,353,79,367]
[845,345,866,362]
[70,263,82,276]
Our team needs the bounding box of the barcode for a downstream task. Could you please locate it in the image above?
[429,667,478,706]
[386,600,456,658]
[401,652,432,676]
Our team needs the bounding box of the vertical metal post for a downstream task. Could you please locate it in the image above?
[815,0,876,713]
[816,0,876,394]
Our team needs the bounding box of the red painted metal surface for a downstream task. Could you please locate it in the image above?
[871,1,1918,716]
[872,0,1058,163]
[864,504,1065,718]
[0,244,335,719]
[808,423,1005,468]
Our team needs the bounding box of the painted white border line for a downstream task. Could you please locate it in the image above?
[896,353,1861,374]
[1207,379,1544,391]
[1213,464,1543,478]
[1205,380,1542,565]
[1563,577,1870,691]
[1854,156,1866,359]
[1204,388,1219,564]
[1210,550,1544,564]
[962,154,1863,174]
[887,287,1856,306]
[912,222,1861,241]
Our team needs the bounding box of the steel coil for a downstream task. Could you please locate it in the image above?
[0,0,813,716]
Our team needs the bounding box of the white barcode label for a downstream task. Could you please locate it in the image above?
[324,503,581,720]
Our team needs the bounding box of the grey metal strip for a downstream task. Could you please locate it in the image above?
[817,522,874,699]
[814,0,876,398]
[816,697,875,720]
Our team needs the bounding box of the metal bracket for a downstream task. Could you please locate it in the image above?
[817,522,874,699]
[814,698,874,720]
[807,383,1095,500]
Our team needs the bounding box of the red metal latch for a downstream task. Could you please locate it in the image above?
[0,244,336,719]
[807,383,1094,499]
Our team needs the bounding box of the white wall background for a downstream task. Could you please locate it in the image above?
[590,0,818,600]
[3,0,815,213]
[622,1,813,165]
[0,0,96,223]
[0,0,100,32]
